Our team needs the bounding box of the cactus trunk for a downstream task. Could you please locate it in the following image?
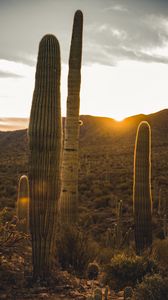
[28,35,62,280]
[133,121,152,255]
[16,175,29,233]
[59,10,83,224]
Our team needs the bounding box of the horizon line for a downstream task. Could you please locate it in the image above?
[0,108,168,132]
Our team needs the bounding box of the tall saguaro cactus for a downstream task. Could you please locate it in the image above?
[60,10,83,224]
[133,121,152,255]
[28,35,62,280]
[16,175,29,233]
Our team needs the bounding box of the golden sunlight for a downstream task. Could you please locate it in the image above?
[20,197,29,205]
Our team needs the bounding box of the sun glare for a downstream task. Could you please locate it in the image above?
[114,116,125,122]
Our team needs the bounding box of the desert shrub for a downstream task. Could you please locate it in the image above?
[135,274,168,300]
[97,247,114,265]
[0,207,14,223]
[56,225,98,276]
[153,239,168,266]
[0,215,28,255]
[94,196,111,209]
[104,254,157,290]
[87,262,100,280]
[152,239,168,269]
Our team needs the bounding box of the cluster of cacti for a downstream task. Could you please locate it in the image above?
[105,200,132,249]
[59,10,83,224]
[133,121,152,255]
[27,9,84,280]
[16,175,29,233]
[28,34,62,280]
[106,225,132,250]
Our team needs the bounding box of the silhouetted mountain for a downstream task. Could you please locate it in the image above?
[1,109,168,147]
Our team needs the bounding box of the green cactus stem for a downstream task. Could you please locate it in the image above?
[59,10,83,224]
[28,34,62,280]
[16,175,29,233]
[133,121,152,255]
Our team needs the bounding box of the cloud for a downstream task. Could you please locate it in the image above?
[103,5,128,13]
[84,6,168,65]
[0,59,34,78]
[1,0,168,67]
[0,71,23,78]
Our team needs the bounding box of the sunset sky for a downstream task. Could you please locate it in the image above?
[1,0,168,122]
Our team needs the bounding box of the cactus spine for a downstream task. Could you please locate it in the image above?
[133,121,152,255]
[16,175,29,233]
[59,10,83,224]
[28,35,62,280]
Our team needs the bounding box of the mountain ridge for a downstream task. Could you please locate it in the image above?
[1,108,168,132]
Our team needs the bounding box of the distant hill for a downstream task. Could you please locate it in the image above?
[0,118,28,131]
[0,109,168,239]
[1,109,168,144]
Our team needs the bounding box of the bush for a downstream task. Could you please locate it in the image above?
[87,262,100,280]
[97,247,114,265]
[56,225,98,276]
[152,239,168,269]
[0,215,29,255]
[0,207,14,223]
[104,254,157,290]
[135,274,168,300]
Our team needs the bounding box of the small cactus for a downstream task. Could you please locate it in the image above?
[124,286,133,299]
[16,175,29,233]
[93,288,102,300]
[121,227,132,248]
[104,286,109,300]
